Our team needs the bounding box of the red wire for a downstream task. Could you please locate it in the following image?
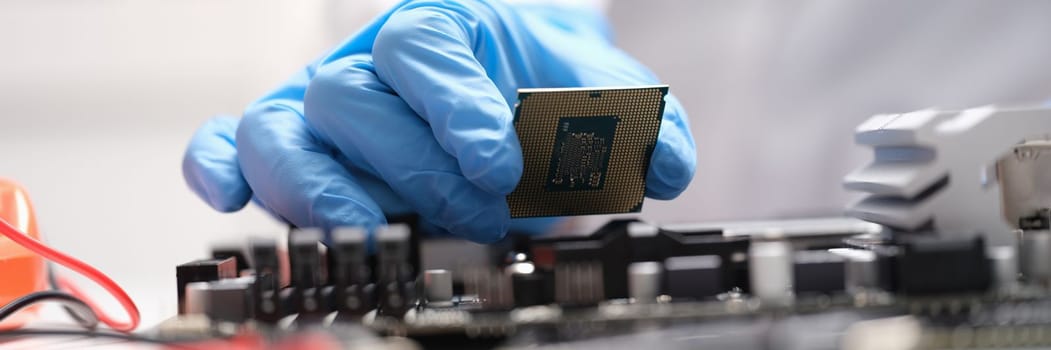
[0,217,140,332]
[55,276,138,332]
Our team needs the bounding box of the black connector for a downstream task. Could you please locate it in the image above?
[792,250,846,294]
[531,219,636,301]
[893,236,991,295]
[176,257,236,314]
[664,255,723,300]
[210,244,250,273]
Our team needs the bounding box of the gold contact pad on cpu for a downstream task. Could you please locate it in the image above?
[507,86,668,217]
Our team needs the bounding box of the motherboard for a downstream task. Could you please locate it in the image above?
[162,105,1051,350]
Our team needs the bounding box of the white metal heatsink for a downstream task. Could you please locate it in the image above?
[844,106,1051,246]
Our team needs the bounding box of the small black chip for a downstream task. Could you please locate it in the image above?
[547,116,618,192]
[508,86,668,217]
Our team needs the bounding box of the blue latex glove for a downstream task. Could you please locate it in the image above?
[182,0,696,243]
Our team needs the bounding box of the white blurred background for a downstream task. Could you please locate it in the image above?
[0,0,1050,326]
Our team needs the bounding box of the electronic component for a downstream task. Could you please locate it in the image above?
[1000,140,1051,288]
[748,240,794,306]
[422,269,452,305]
[148,104,1051,349]
[246,237,282,322]
[987,245,1018,291]
[998,140,1051,230]
[1020,230,1051,286]
[288,228,325,315]
[510,269,548,307]
[327,227,373,314]
[845,107,1051,246]
[663,255,723,299]
[247,237,279,289]
[175,257,236,314]
[167,217,1051,349]
[463,267,513,310]
[893,236,991,295]
[830,248,880,295]
[627,262,662,302]
[157,104,1051,350]
[183,277,254,323]
[507,86,668,217]
[553,261,604,306]
[531,220,635,300]
[631,224,751,292]
[792,250,845,294]
[210,242,250,273]
[376,225,415,316]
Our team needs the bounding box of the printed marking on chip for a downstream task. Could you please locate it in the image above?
[508,86,668,217]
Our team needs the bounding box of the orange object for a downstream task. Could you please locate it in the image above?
[0,178,48,329]
[0,179,140,331]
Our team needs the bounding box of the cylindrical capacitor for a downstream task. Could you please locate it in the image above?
[628,262,662,302]
[749,240,794,306]
[1020,230,1051,286]
[830,248,880,295]
[987,245,1019,291]
[423,269,453,304]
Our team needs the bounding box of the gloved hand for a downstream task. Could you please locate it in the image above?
[182,0,696,243]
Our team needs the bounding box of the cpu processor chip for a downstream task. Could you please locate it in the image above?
[508,86,668,217]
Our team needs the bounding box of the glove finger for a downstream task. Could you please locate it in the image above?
[304,55,510,243]
[237,101,386,230]
[182,116,252,212]
[559,50,697,200]
[331,152,415,217]
[646,94,697,200]
[372,2,522,196]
